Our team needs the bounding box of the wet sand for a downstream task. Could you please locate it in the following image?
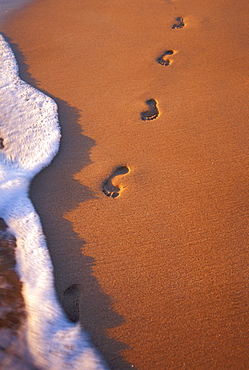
[0,0,32,22]
[1,0,249,368]
[0,219,34,368]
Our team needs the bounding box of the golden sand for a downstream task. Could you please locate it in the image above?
[1,0,249,368]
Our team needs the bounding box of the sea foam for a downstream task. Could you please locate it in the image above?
[0,34,108,369]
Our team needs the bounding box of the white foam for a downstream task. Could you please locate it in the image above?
[0,34,108,369]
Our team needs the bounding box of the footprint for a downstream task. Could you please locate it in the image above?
[141,99,159,121]
[0,138,4,149]
[62,284,80,323]
[102,165,130,198]
[157,50,174,66]
[172,17,185,29]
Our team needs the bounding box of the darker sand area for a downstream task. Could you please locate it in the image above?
[1,0,249,368]
[0,219,34,368]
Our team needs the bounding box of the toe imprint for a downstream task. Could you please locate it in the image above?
[172,17,185,29]
[141,99,159,121]
[157,50,174,66]
[102,165,130,198]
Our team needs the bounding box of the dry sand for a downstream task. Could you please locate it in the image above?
[1,0,249,368]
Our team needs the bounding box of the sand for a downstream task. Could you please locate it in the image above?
[1,0,249,368]
[0,219,33,368]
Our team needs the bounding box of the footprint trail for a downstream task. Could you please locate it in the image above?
[141,99,159,121]
[103,166,130,198]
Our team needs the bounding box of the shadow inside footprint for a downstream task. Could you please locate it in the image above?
[102,166,130,198]
[157,50,174,66]
[172,17,185,29]
[62,284,81,323]
[0,138,4,149]
[141,99,159,121]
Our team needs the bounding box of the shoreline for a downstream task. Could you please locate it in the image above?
[1,0,249,368]
[0,31,108,369]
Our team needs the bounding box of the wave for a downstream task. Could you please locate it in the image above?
[0,34,108,369]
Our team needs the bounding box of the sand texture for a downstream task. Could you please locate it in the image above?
[1,0,249,368]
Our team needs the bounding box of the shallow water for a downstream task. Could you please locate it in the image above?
[0,0,33,22]
[0,218,33,369]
